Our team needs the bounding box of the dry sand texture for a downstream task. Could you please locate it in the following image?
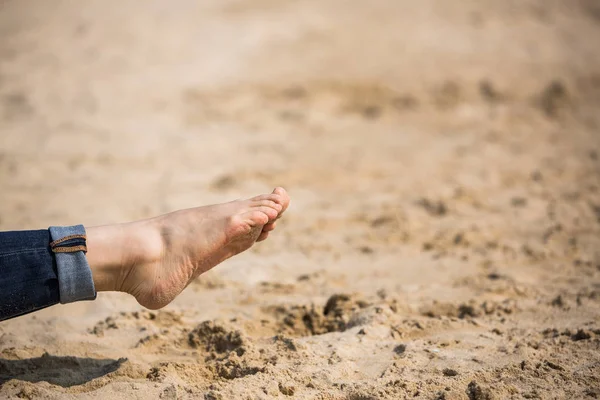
[1,0,600,399]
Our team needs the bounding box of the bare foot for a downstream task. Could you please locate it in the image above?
[86,188,290,309]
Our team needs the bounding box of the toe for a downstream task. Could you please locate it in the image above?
[272,187,290,213]
[251,199,282,212]
[262,221,277,232]
[252,206,279,221]
[242,210,270,227]
[252,193,280,202]
[256,231,269,242]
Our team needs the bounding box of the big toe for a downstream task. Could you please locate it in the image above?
[272,187,290,213]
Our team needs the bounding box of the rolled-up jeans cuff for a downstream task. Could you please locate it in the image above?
[48,225,96,304]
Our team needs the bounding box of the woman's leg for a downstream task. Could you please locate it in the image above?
[0,187,290,321]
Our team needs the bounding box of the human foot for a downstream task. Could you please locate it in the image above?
[86,187,290,309]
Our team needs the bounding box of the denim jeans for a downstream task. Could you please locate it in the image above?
[0,225,96,322]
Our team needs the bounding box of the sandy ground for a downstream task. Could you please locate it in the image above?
[1,1,600,399]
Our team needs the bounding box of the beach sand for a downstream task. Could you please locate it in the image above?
[1,1,599,398]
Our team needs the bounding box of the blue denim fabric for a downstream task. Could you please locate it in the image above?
[0,226,96,322]
[49,225,96,304]
[0,229,60,321]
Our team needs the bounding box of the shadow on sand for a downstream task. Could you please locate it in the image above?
[0,353,125,387]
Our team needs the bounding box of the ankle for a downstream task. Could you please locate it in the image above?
[124,218,164,266]
[86,219,163,293]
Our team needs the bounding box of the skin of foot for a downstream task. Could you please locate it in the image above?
[85,187,290,309]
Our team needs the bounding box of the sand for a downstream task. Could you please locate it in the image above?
[1,1,600,399]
